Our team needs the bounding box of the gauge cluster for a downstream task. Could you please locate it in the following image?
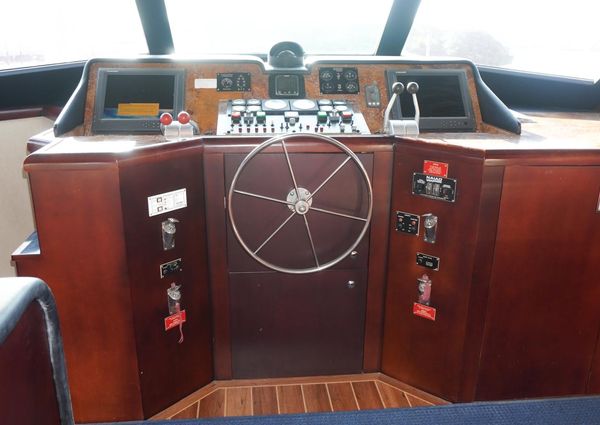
[319,67,360,94]
[217,72,251,91]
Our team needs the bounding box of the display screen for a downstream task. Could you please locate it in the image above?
[395,75,466,118]
[103,74,175,118]
[275,75,300,96]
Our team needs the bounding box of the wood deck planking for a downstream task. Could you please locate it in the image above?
[352,381,384,410]
[277,385,305,414]
[302,383,333,413]
[225,387,253,416]
[252,386,279,416]
[197,389,225,418]
[156,374,446,420]
[327,382,359,411]
[170,402,198,419]
[375,381,411,408]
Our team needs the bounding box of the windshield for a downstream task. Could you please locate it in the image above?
[164,0,394,55]
[0,0,146,70]
[403,0,600,81]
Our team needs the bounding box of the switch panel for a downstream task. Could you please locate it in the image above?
[396,211,420,235]
[160,258,182,278]
[412,172,457,202]
[416,253,440,271]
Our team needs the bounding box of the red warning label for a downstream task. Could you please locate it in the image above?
[413,303,437,321]
[164,310,186,331]
[423,160,449,178]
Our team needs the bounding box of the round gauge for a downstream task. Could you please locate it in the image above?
[292,99,316,110]
[345,82,359,93]
[221,77,233,89]
[343,69,358,80]
[319,105,333,112]
[263,99,289,110]
[247,99,261,106]
[232,105,246,113]
[318,99,332,106]
[232,99,246,106]
[321,82,335,92]
[334,105,348,111]
[246,105,262,113]
[321,70,334,81]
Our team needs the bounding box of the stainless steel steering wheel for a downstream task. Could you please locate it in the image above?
[227,133,373,274]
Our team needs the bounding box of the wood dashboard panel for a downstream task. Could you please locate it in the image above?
[82,61,484,136]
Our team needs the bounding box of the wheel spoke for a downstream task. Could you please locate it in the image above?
[233,189,294,206]
[254,211,297,254]
[302,215,320,268]
[306,156,352,202]
[310,206,368,222]
[281,140,301,197]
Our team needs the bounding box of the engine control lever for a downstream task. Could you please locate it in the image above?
[383,81,420,137]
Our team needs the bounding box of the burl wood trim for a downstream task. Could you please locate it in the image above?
[83,62,484,136]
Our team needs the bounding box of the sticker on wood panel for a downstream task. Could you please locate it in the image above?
[413,303,436,321]
[423,160,449,177]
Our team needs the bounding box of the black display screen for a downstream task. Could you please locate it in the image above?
[396,75,466,118]
[275,75,300,96]
[103,74,175,118]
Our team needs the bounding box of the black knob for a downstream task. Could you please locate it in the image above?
[392,82,405,95]
[407,82,419,94]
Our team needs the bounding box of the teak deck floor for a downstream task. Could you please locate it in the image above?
[153,373,448,420]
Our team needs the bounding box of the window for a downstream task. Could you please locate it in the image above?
[165,0,394,55]
[403,0,600,81]
[0,0,147,70]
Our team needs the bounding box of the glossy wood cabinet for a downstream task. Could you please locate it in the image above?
[12,141,214,422]
[382,141,600,402]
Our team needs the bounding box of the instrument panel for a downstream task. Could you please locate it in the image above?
[81,59,487,137]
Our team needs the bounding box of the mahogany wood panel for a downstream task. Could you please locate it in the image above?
[204,137,394,379]
[229,269,367,378]
[0,303,61,425]
[203,152,232,379]
[82,61,484,136]
[363,150,393,371]
[458,165,505,401]
[17,165,143,422]
[381,142,486,401]
[117,146,213,416]
[475,165,600,400]
[224,152,372,272]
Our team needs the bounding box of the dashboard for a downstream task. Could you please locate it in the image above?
[55,49,520,139]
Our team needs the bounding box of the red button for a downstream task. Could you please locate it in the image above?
[177,111,191,124]
[159,112,173,125]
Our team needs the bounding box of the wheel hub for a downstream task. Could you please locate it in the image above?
[287,188,312,215]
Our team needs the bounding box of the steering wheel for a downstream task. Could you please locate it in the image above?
[227,134,373,274]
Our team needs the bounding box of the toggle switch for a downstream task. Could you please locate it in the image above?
[417,274,432,305]
[162,218,179,250]
[422,213,438,244]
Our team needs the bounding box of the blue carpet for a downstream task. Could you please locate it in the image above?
[94,396,600,424]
